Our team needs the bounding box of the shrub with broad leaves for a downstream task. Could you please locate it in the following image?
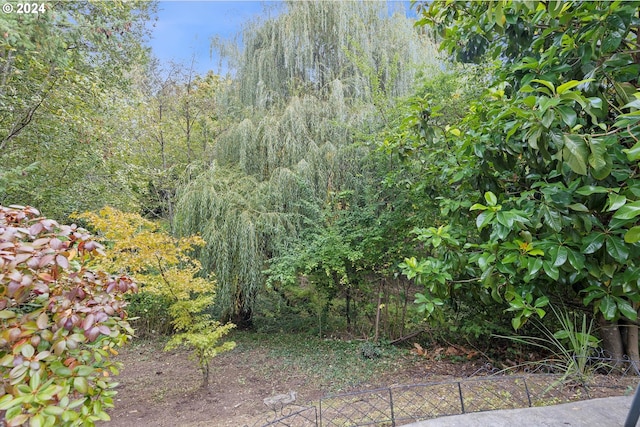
[0,205,137,426]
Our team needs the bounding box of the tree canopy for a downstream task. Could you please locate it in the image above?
[0,1,156,220]
[176,0,440,327]
[401,0,640,360]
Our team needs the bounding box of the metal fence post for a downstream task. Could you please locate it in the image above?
[457,381,465,414]
[388,387,396,427]
[523,377,532,408]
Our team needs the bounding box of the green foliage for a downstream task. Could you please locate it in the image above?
[221,1,434,110]
[264,177,430,339]
[77,207,236,387]
[380,68,504,338]
[0,1,155,220]
[0,164,39,202]
[180,1,440,329]
[400,225,460,319]
[125,292,174,338]
[123,65,224,227]
[176,165,295,327]
[0,205,136,426]
[401,1,640,338]
[359,341,383,360]
[1,0,153,147]
[164,313,236,388]
[495,306,601,384]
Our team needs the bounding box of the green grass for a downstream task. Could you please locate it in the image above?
[227,331,408,393]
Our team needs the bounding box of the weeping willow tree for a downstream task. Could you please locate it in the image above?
[230,1,431,108]
[176,1,440,326]
[176,163,303,326]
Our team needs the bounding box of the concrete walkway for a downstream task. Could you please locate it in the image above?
[406,395,635,426]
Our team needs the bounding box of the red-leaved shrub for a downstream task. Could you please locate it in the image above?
[0,205,137,426]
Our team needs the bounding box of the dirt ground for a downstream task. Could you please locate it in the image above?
[98,337,631,427]
[98,338,487,427]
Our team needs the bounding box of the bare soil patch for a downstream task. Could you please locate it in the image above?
[98,334,630,427]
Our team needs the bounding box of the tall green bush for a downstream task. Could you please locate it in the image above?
[402,0,640,361]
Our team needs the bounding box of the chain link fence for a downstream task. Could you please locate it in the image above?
[254,405,318,427]
[248,353,639,427]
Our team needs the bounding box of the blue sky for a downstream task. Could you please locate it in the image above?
[147,1,415,76]
[148,1,275,75]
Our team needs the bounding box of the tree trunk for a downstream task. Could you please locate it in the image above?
[599,315,625,361]
[374,286,382,343]
[202,359,209,389]
[345,286,352,332]
[623,308,640,373]
[231,307,253,330]
[226,288,253,329]
[400,277,410,338]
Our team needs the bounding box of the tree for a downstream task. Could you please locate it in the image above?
[176,164,295,327]
[0,205,137,426]
[122,61,224,228]
[383,67,505,341]
[405,1,640,362]
[177,0,439,327]
[264,141,435,339]
[76,207,235,387]
[0,1,156,220]
[265,190,368,334]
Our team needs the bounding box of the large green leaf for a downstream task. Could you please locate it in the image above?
[566,249,585,271]
[531,78,555,94]
[553,246,568,267]
[562,134,588,175]
[614,110,640,129]
[581,232,605,254]
[542,260,559,280]
[496,210,529,228]
[602,30,624,53]
[605,235,629,263]
[526,257,543,277]
[600,295,617,320]
[606,194,627,212]
[534,295,549,308]
[556,79,594,95]
[555,80,579,95]
[624,226,640,244]
[568,203,589,212]
[540,96,561,113]
[622,97,640,110]
[615,297,638,321]
[623,142,640,161]
[540,205,563,232]
[541,108,555,128]
[613,201,640,220]
[560,91,587,109]
[587,136,612,180]
[576,185,610,195]
[484,191,498,207]
[476,211,495,230]
[557,105,577,127]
